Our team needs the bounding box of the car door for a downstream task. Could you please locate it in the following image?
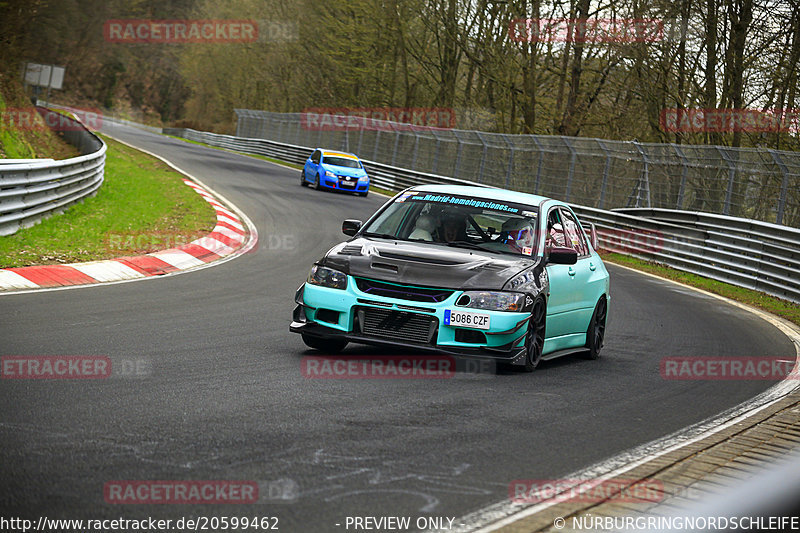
[304,150,320,182]
[558,207,595,329]
[542,206,593,347]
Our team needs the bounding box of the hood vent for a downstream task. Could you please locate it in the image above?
[378,250,462,265]
[471,262,510,272]
[340,244,363,256]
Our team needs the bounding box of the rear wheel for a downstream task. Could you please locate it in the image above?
[301,334,347,353]
[300,169,308,186]
[584,297,607,360]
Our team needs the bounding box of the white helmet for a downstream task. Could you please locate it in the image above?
[501,218,535,254]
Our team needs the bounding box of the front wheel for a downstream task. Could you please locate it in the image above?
[584,297,607,360]
[301,334,347,353]
[311,173,320,190]
[503,297,546,373]
[300,169,308,186]
[358,190,368,197]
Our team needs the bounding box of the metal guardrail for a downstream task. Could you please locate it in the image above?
[0,107,106,236]
[163,127,800,304]
[235,109,800,227]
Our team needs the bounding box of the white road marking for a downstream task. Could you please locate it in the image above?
[71,261,146,282]
[0,270,40,289]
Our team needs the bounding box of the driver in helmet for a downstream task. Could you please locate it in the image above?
[500,217,535,255]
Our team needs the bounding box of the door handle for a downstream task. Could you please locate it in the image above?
[568,267,576,276]
[589,262,596,271]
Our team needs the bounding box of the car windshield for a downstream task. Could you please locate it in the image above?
[323,156,361,168]
[362,191,540,257]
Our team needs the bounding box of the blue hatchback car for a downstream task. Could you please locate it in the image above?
[301,149,370,196]
[290,184,611,372]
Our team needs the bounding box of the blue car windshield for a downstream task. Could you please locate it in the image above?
[323,156,361,168]
[362,192,540,257]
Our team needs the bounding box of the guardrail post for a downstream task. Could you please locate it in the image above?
[531,136,544,195]
[476,132,488,183]
[454,131,464,177]
[391,124,401,167]
[630,141,651,208]
[672,144,689,209]
[411,130,420,171]
[562,136,576,202]
[597,140,612,209]
[294,120,301,146]
[768,149,790,225]
[357,123,365,157]
[502,134,514,188]
[431,130,442,175]
[716,146,736,216]
[373,129,381,161]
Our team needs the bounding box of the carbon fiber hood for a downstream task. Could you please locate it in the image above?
[320,237,538,290]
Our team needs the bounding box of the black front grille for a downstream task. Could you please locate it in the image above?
[357,307,438,344]
[355,278,453,303]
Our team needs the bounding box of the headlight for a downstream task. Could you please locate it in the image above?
[307,265,348,290]
[325,170,336,178]
[456,291,526,312]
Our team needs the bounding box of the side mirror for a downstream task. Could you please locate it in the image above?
[586,222,599,250]
[342,219,362,236]
[546,246,578,265]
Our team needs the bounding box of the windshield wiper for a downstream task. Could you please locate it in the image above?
[444,240,528,257]
[443,240,501,254]
[362,232,403,240]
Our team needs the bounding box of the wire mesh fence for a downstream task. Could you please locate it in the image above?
[234,109,800,228]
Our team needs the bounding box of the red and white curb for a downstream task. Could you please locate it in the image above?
[0,179,253,292]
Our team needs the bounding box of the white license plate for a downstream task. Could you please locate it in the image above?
[445,309,490,330]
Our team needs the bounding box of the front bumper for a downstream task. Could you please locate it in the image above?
[320,176,369,192]
[290,280,531,363]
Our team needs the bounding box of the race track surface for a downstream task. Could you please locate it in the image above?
[1,123,794,531]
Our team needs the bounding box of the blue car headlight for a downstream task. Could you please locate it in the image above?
[307,265,348,290]
[456,291,526,312]
[325,170,336,178]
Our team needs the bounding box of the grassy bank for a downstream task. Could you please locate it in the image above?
[0,134,217,267]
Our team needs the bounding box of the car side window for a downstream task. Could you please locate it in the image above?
[311,150,321,164]
[545,208,567,248]
[559,208,589,256]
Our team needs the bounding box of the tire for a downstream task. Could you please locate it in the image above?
[358,191,368,197]
[300,169,308,186]
[311,173,320,190]
[301,334,347,353]
[505,297,546,372]
[584,296,607,360]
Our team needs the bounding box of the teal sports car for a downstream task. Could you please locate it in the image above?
[290,184,610,371]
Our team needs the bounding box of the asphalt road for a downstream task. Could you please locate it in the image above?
[0,123,795,532]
